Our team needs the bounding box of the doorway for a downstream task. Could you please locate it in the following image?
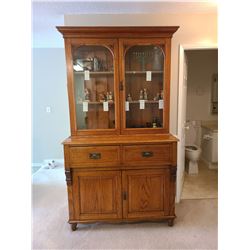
[176,45,218,202]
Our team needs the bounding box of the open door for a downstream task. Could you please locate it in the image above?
[176,46,188,202]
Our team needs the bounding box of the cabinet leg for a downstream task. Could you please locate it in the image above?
[168,219,174,227]
[71,223,77,231]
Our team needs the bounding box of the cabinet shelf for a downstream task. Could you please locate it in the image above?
[74,71,114,75]
[127,100,161,104]
[125,71,163,75]
[77,101,114,105]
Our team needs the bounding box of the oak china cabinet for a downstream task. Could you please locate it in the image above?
[57,26,179,231]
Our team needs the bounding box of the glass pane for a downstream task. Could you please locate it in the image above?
[72,45,115,130]
[124,45,165,129]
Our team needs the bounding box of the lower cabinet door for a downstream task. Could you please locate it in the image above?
[72,170,122,220]
[122,168,170,219]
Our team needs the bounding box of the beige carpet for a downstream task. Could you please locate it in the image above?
[181,160,218,200]
[32,166,217,250]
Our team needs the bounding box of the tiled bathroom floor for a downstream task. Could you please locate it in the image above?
[181,160,218,199]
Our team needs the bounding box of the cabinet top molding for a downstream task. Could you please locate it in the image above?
[56,26,179,38]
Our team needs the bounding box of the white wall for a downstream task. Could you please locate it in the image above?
[65,13,217,134]
[186,49,218,121]
[32,48,70,164]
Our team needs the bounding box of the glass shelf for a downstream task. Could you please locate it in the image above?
[74,71,114,75]
[127,100,161,104]
[125,71,163,74]
[76,101,115,105]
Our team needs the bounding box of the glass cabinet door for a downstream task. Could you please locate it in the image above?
[71,44,116,130]
[123,43,165,130]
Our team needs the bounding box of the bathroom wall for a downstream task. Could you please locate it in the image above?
[186,49,218,122]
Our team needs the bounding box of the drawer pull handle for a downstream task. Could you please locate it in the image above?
[142,151,154,157]
[89,152,101,160]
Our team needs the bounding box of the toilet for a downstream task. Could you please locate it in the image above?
[185,121,202,174]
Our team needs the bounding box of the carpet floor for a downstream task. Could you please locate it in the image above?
[32,166,218,250]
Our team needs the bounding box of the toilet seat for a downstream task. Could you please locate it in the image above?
[185,145,199,151]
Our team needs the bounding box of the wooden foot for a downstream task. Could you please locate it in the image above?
[71,223,77,231]
[168,219,174,227]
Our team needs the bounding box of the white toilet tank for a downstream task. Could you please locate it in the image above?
[185,120,201,146]
[201,122,218,169]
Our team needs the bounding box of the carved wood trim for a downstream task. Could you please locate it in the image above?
[57,26,179,38]
[65,169,72,185]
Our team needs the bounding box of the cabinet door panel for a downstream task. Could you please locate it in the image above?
[72,170,122,220]
[119,38,170,134]
[66,38,120,136]
[122,169,170,219]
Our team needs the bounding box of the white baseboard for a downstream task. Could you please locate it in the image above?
[32,159,64,169]
[43,158,64,164]
[32,163,42,168]
[42,158,64,168]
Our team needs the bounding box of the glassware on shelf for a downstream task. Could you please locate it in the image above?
[143,88,148,100]
[83,88,90,101]
[152,117,157,128]
[98,92,106,102]
[107,92,113,102]
[127,94,132,102]
[139,90,144,100]
[160,89,164,99]
[152,46,163,71]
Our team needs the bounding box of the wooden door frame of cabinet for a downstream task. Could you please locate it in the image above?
[118,38,171,134]
[64,38,121,136]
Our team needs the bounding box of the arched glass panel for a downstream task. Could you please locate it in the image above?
[124,45,165,129]
[72,45,115,130]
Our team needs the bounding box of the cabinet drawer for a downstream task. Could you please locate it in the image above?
[69,146,120,167]
[123,144,172,165]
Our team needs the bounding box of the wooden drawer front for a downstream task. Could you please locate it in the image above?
[69,146,120,167]
[123,144,172,166]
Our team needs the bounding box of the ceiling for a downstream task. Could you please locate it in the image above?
[32,0,217,48]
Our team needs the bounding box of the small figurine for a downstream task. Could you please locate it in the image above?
[160,89,164,99]
[139,90,144,100]
[127,94,132,102]
[143,88,148,100]
[153,93,160,101]
[109,92,113,101]
[107,91,113,102]
[152,117,157,128]
[83,88,90,101]
[99,93,106,102]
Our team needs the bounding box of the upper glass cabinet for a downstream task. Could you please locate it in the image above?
[124,45,165,129]
[71,45,116,130]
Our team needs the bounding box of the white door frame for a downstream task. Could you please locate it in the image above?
[176,43,218,203]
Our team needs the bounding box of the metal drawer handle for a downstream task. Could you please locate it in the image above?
[89,152,101,160]
[142,151,154,158]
